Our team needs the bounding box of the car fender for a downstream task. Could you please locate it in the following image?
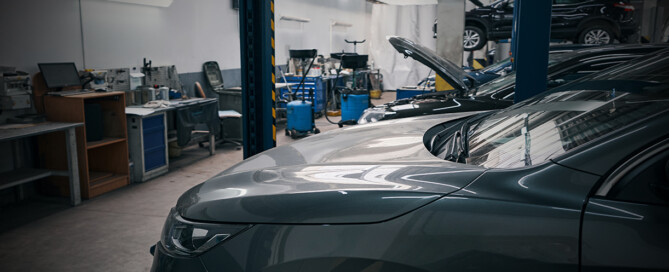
[576,16,622,38]
[465,17,491,37]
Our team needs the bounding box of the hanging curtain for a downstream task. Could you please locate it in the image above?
[369,4,437,90]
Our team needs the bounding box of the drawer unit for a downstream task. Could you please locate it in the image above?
[127,112,168,182]
[278,76,326,114]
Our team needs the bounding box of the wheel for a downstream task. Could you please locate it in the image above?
[578,24,614,45]
[463,26,487,51]
[290,129,297,139]
[314,128,320,134]
[285,129,290,136]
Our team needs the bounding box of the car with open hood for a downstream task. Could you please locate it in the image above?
[358,37,668,124]
[151,47,669,272]
[466,43,601,85]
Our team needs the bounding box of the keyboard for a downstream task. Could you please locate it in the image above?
[47,89,94,96]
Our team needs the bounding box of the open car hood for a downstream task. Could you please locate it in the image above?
[388,36,472,95]
[176,112,486,224]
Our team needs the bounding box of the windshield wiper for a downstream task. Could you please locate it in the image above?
[522,114,532,166]
[443,121,470,163]
[431,112,490,163]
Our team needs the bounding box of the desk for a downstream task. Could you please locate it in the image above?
[0,122,83,206]
[127,98,219,156]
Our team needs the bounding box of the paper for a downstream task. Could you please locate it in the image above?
[219,110,242,118]
[125,107,158,116]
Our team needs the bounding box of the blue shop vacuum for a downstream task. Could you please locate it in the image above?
[285,49,320,139]
[337,54,370,128]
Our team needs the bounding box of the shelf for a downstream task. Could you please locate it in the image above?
[89,171,114,184]
[89,174,128,198]
[87,137,126,150]
[0,168,53,191]
[89,173,122,188]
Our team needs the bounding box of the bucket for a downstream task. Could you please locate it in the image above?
[287,100,313,132]
[341,93,369,122]
[369,89,382,99]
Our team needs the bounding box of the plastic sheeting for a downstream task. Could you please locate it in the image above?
[369,4,437,91]
[176,100,220,147]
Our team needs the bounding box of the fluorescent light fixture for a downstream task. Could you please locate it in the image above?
[105,0,173,7]
[332,21,352,27]
[279,16,311,23]
[377,0,437,5]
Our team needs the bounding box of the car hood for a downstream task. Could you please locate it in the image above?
[177,112,486,224]
[388,36,472,95]
[359,92,512,124]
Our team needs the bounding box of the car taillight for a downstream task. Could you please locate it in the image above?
[613,3,635,12]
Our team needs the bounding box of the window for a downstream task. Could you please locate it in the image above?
[554,0,584,5]
[464,90,669,168]
[548,58,632,87]
[608,148,669,206]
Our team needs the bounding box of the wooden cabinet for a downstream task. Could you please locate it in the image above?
[41,92,129,199]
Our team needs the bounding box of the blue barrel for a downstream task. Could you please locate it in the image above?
[341,93,369,122]
[287,100,313,132]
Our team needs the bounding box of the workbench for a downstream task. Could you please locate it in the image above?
[125,98,219,182]
[0,122,83,206]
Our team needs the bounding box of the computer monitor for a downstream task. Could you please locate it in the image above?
[38,62,82,89]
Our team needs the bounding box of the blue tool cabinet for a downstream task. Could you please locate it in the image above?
[278,76,326,114]
[127,111,168,182]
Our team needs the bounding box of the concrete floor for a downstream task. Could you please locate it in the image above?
[0,93,394,271]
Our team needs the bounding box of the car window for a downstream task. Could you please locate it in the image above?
[475,72,515,96]
[492,0,511,9]
[554,0,584,4]
[607,148,669,206]
[548,57,633,87]
[480,57,511,74]
[465,90,669,168]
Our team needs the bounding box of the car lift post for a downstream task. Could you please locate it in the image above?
[511,0,552,102]
[239,0,277,158]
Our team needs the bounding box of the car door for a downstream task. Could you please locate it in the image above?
[551,0,589,39]
[581,140,669,271]
[490,0,515,38]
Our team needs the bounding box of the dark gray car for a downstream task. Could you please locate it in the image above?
[151,49,669,271]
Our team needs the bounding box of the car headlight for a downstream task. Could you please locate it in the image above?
[358,107,394,124]
[160,208,251,257]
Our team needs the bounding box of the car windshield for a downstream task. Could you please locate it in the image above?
[474,72,516,97]
[491,0,512,8]
[473,56,561,97]
[479,57,511,74]
[429,88,669,168]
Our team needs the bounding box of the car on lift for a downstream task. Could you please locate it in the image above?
[463,0,637,51]
[150,48,669,271]
[358,37,668,124]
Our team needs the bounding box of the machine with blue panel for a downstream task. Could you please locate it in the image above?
[337,54,370,127]
[278,76,326,115]
[284,49,321,138]
[126,111,168,183]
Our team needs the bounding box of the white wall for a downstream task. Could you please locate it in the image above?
[80,0,240,72]
[0,0,240,74]
[0,0,85,74]
[1,0,371,76]
[274,0,372,66]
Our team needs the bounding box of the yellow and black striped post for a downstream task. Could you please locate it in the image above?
[239,0,277,158]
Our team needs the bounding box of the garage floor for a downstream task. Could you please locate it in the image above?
[0,93,395,271]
